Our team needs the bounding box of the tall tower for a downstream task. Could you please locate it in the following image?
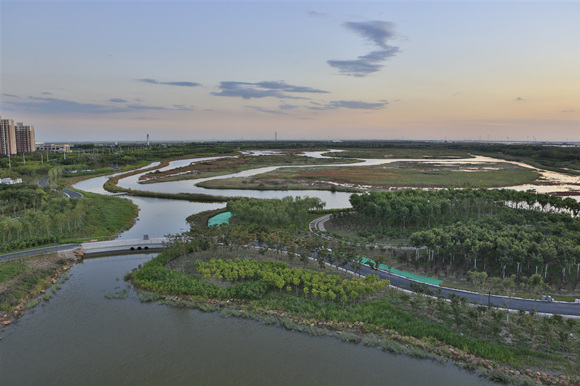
[147,133,150,147]
[15,122,36,153]
[0,116,17,156]
[275,131,277,142]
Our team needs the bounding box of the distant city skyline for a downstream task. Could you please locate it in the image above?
[1,1,579,142]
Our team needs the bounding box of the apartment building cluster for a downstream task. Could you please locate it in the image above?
[0,115,36,156]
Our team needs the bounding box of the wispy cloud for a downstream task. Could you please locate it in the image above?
[2,93,18,98]
[4,95,187,114]
[561,108,577,113]
[212,81,329,99]
[344,21,398,48]
[136,78,201,87]
[21,96,122,114]
[309,11,328,18]
[127,104,167,111]
[309,100,388,110]
[279,104,299,110]
[515,97,525,101]
[245,106,285,115]
[173,104,194,111]
[328,20,401,77]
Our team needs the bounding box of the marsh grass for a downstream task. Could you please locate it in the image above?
[104,289,129,299]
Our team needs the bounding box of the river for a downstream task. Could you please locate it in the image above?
[4,151,578,385]
[0,252,492,385]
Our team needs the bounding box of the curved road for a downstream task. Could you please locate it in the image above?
[310,215,580,317]
[38,177,83,198]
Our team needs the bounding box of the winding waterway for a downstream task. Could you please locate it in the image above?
[3,151,578,385]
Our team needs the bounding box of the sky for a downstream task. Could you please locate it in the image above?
[1,0,579,142]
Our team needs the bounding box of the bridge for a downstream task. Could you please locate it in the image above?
[80,237,168,256]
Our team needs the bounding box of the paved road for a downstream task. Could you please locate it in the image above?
[309,214,331,232]
[38,177,83,198]
[310,215,580,317]
[0,244,81,263]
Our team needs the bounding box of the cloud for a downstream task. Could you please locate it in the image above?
[561,109,577,113]
[127,104,168,110]
[309,11,328,18]
[3,95,187,114]
[2,93,18,98]
[328,47,399,77]
[279,104,299,110]
[19,96,122,114]
[308,100,388,110]
[515,97,525,101]
[343,21,398,48]
[212,81,328,99]
[41,92,53,95]
[136,78,201,87]
[245,106,285,115]
[328,20,401,77]
[173,104,194,111]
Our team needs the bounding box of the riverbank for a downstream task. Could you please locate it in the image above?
[102,159,248,203]
[128,243,579,385]
[138,152,360,184]
[139,292,574,385]
[0,251,78,326]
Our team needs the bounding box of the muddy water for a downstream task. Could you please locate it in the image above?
[0,254,492,385]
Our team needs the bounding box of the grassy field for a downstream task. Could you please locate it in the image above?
[78,192,139,238]
[198,162,539,190]
[139,153,361,184]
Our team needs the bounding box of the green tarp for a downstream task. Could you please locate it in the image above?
[360,257,443,286]
[208,212,232,226]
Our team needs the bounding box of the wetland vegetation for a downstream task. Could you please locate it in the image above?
[128,197,580,383]
[198,161,540,191]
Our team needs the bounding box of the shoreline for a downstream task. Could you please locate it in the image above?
[135,289,576,385]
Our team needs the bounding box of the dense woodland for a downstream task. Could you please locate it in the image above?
[346,189,580,287]
[226,196,324,230]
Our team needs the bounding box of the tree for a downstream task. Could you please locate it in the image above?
[468,270,488,304]
[527,273,544,310]
[501,274,516,321]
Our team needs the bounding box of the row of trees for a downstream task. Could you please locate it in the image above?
[0,184,89,252]
[194,258,386,302]
[350,189,580,232]
[348,189,580,285]
[227,196,325,229]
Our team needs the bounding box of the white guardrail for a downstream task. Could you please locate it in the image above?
[81,237,168,255]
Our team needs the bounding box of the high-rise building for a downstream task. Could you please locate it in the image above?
[0,116,17,156]
[15,122,36,153]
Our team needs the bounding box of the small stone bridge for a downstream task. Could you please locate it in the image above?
[80,237,168,256]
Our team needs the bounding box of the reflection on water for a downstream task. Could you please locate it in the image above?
[0,254,492,385]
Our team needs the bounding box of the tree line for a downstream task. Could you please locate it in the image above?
[349,189,580,286]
